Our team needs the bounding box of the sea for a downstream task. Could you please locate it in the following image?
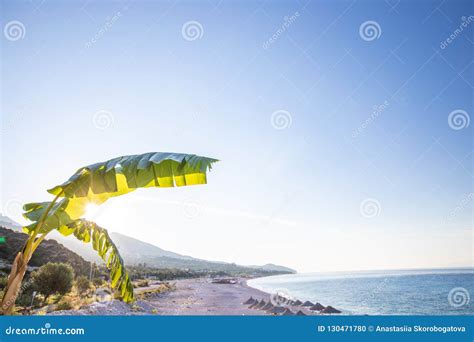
[247,268,474,315]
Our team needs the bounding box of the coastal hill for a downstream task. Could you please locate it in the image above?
[0,215,296,275]
[0,226,90,276]
[249,263,296,274]
[0,214,22,231]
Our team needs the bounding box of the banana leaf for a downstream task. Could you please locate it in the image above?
[59,219,134,302]
[22,152,218,234]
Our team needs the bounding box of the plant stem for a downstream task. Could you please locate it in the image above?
[1,191,63,315]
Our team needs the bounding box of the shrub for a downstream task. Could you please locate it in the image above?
[0,276,7,291]
[75,276,92,294]
[55,300,73,311]
[92,277,105,287]
[135,279,149,288]
[31,262,74,301]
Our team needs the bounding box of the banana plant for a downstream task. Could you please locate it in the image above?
[1,152,217,315]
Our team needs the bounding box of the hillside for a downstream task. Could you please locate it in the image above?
[105,232,296,274]
[250,263,296,274]
[53,230,296,274]
[0,215,296,275]
[0,226,90,276]
[0,214,22,231]
[110,232,194,261]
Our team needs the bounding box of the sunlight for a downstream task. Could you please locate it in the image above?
[83,203,102,221]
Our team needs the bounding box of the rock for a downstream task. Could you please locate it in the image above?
[270,306,286,314]
[296,310,306,316]
[95,288,111,302]
[249,299,262,309]
[261,302,274,311]
[302,300,314,307]
[281,308,295,316]
[293,300,303,306]
[322,305,341,314]
[309,303,325,311]
[243,297,255,305]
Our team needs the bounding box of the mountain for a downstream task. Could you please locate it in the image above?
[0,226,90,276]
[101,232,296,274]
[110,232,194,261]
[0,215,296,275]
[250,263,296,273]
[0,214,22,231]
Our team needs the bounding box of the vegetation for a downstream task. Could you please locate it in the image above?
[0,226,90,276]
[55,299,73,311]
[0,152,217,314]
[127,264,293,280]
[134,279,150,288]
[75,276,92,294]
[31,262,74,301]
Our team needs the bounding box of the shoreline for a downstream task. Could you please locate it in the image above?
[50,276,338,316]
[51,277,276,316]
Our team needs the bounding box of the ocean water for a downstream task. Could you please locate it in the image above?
[247,268,474,315]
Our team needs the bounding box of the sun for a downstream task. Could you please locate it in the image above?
[84,203,102,221]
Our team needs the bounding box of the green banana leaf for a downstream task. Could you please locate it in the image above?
[22,152,218,234]
[59,219,134,302]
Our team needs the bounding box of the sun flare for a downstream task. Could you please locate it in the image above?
[84,203,102,221]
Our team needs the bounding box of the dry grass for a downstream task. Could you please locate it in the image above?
[136,282,176,300]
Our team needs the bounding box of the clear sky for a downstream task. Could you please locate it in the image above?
[1,0,472,272]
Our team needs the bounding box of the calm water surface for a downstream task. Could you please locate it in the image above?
[248,268,474,315]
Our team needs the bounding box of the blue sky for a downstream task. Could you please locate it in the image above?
[1,0,472,272]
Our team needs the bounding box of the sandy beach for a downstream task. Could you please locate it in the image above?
[52,278,291,316]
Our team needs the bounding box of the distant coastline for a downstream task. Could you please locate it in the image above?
[247,268,474,315]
